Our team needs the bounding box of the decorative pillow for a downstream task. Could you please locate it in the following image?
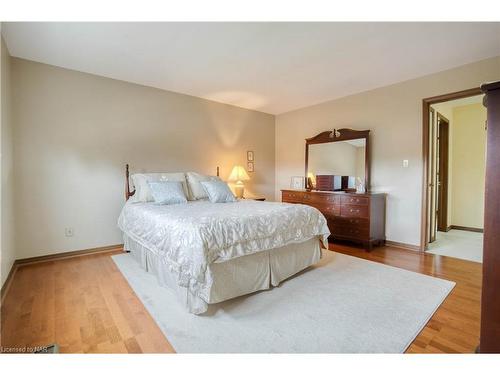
[131,173,189,202]
[200,180,236,203]
[147,181,187,205]
[186,172,221,200]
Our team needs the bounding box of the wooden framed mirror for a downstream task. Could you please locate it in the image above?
[305,128,371,193]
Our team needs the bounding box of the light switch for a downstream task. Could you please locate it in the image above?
[403,159,409,168]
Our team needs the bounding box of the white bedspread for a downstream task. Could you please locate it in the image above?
[118,200,330,300]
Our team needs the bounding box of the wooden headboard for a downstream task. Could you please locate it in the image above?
[125,164,221,201]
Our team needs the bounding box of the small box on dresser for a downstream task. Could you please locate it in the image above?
[281,189,386,251]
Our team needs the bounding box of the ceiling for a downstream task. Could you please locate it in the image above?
[3,22,500,114]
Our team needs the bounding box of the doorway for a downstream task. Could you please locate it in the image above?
[422,88,486,263]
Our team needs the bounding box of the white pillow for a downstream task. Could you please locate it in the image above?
[148,181,188,205]
[186,172,221,200]
[200,180,237,203]
[131,173,189,202]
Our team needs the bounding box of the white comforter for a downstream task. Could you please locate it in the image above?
[118,200,330,300]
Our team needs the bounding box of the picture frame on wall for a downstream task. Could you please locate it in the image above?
[247,161,254,172]
[291,176,305,190]
[247,151,254,161]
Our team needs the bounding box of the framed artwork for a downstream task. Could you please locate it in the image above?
[291,176,305,190]
[247,151,254,161]
[247,161,254,172]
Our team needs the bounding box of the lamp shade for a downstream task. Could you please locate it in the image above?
[228,165,250,182]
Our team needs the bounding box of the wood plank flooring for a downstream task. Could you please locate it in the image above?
[1,251,174,353]
[1,244,481,353]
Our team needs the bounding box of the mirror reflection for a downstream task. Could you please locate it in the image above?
[307,139,366,192]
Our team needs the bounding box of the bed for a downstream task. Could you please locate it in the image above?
[118,165,330,314]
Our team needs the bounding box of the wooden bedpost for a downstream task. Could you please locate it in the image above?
[216,166,220,177]
[125,164,135,201]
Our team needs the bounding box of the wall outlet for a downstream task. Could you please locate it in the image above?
[65,227,74,237]
[403,159,409,168]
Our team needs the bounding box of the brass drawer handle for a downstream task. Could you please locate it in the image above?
[350,209,360,213]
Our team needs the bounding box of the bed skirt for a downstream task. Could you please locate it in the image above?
[123,234,322,314]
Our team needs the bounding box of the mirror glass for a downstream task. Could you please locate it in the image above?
[307,138,366,192]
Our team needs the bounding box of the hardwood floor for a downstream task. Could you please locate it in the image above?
[1,244,481,353]
[1,250,174,353]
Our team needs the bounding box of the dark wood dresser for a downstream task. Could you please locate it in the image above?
[281,189,385,250]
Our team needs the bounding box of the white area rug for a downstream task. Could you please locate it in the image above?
[427,230,483,263]
[112,250,455,353]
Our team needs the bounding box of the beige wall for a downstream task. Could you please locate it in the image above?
[450,103,486,228]
[1,36,15,285]
[276,56,500,246]
[12,58,275,259]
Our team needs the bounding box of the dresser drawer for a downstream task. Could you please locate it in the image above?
[334,226,369,239]
[340,195,369,206]
[311,193,340,205]
[321,204,341,217]
[340,204,369,218]
[282,191,304,203]
[334,217,369,228]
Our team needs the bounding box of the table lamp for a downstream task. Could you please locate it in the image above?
[228,165,250,198]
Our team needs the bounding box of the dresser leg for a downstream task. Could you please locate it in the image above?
[364,241,373,252]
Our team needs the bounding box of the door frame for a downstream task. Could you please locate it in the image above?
[428,107,436,243]
[420,87,483,251]
[436,113,450,232]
